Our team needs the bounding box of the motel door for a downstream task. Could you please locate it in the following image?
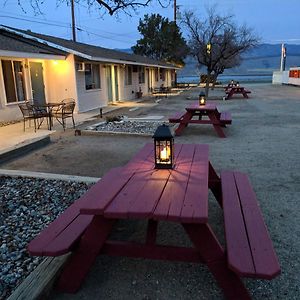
[106,66,113,103]
[114,66,119,102]
[29,62,46,105]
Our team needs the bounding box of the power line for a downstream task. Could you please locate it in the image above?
[0,14,135,45]
[0,15,71,28]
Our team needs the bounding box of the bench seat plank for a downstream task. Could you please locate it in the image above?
[28,167,123,255]
[221,171,280,279]
[221,171,255,276]
[235,173,280,279]
[169,111,187,123]
[220,112,232,124]
[42,215,94,256]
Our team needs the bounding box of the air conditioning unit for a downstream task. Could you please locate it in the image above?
[76,62,85,72]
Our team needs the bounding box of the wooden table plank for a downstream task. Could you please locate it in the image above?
[167,144,196,221]
[80,144,154,215]
[127,169,171,218]
[103,169,153,218]
[180,144,209,223]
[187,102,217,111]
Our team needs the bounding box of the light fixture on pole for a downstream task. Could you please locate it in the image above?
[206,43,211,55]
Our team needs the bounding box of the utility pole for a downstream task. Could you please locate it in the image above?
[174,0,177,24]
[71,0,76,42]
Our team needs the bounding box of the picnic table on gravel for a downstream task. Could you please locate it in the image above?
[225,86,251,100]
[152,86,171,98]
[27,143,280,299]
[168,102,232,138]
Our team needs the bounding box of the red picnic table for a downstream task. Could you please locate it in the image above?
[169,102,232,138]
[28,143,280,299]
[225,86,251,100]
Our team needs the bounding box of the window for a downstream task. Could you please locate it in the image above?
[1,60,26,103]
[138,66,145,84]
[124,65,132,85]
[85,63,101,90]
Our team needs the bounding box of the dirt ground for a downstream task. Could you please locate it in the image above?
[1,84,300,299]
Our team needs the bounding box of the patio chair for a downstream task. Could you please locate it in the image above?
[52,98,76,130]
[18,102,49,132]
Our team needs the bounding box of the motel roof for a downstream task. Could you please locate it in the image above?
[0,25,178,69]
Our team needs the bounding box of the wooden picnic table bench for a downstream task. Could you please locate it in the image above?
[221,171,280,280]
[225,86,251,100]
[168,102,232,137]
[28,143,280,299]
[152,86,171,98]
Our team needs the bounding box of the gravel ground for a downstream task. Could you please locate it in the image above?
[91,120,169,135]
[0,177,92,299]
[0,84,300,299]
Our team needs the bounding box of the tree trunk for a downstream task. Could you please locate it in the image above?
[205,71,211,97]
[211,73,218,90]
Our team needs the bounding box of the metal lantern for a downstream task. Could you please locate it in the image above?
[199,91,206,106]
[152,124,174,169]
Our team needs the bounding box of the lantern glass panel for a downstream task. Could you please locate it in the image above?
[199,92,206,106]
[155,140,172,165]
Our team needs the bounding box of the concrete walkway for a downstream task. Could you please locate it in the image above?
[0,99,156,155]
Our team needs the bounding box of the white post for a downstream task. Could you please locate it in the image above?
[280,43,286,71]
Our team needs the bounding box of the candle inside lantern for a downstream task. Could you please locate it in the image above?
[160,147,168,160]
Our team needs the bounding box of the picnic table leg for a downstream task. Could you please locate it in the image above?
[183,223,251,300]
[242,91,249,98]
[208,162,222,207]
[56,216,116,293]
[175,112,193,136]
[207,112,226,138]
[225,90,233,100]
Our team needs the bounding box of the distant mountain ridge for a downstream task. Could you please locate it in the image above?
[116,44,300,76]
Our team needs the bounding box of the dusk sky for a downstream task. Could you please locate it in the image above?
[1,0,300,49]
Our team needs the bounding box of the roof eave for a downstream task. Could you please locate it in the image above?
[89,56,179,69]
[0,50,66,60]
[0,25,91,59]
[0,25,180,69]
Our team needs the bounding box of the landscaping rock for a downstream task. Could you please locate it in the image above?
[0,176,92,299]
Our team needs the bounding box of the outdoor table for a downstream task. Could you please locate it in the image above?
[171,102,231,138]
[28,142,280,299]
[225,86,251,99]
[33,102,62,130]
[53,143,250,298]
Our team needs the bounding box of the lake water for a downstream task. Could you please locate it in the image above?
[178,74,272,84]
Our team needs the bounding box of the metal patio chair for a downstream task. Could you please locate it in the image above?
[18,102,49,132]
[52,98,76,130]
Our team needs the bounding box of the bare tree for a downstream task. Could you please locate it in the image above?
[14,0,171,16]
[182,8,259,96]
